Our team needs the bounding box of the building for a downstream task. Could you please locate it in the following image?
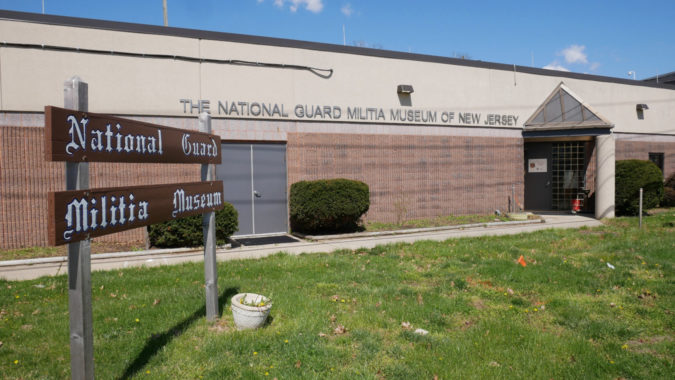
[1,10,674,249]
[643,71,675,86]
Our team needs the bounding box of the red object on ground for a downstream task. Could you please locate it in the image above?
[517,255,527,267]
[571,198,582,213]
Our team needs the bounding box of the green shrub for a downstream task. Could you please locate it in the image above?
[148,203,238,248]
[664,172,675,207]
[290,178,370,234]
[615,160,664,215]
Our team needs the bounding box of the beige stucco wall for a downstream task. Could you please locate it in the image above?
[1,18,674,135]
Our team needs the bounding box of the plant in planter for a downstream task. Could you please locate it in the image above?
[230,293,272,330]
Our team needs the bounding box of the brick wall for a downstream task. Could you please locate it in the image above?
[14,124,671,249]
[0,126,199,249]
[287,132,524,223]
[616,139,675,178]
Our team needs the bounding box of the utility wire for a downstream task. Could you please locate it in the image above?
[0,41,334,78]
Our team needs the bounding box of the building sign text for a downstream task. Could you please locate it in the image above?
[179,99,520,127]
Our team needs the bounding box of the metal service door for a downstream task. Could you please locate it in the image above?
[252,144,288,234]
[218,143,288,236]
[524,142,552,210]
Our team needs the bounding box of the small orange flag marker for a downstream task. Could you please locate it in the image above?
[517,255,527,267]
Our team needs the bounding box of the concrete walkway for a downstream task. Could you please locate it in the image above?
[0,213,602,281]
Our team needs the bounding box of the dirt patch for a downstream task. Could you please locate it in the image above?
[471,297,486,310]
[208,319,234,333]
[459,319,476,330]
[465,276,495,290]
[91,241,147,254]
[626,335,673,346]
[625,335,674,359]
[646,208,675,215]
[577,230,606,236]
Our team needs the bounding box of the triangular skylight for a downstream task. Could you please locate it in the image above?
[525,83,612,130]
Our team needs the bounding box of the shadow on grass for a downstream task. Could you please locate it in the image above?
[119,287,239,379]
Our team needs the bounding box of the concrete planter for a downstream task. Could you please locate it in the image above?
[231,293,272,330]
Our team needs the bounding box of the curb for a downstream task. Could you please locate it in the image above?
[0,246,202,267]
[293,218,545,241]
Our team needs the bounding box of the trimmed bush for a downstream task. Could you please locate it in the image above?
[148,203,238,248]
[290,178,370,234]
[664,172,675,207]
[615,160,664,216]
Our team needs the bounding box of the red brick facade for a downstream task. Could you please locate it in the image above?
[287,132,525,223]
[3,124,673,250]
[0,126,199,249]
[616,139,675,178]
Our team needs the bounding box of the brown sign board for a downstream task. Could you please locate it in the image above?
[48,181,224,245]
[44,106,222,164]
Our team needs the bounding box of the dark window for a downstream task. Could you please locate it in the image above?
[648,152,664,175]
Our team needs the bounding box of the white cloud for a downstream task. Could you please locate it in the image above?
[561,44,588,64]
[271,0,323,13]
[341,3,354,16]
[544,45,603,73]
[543,62,570,72]
[304,0,324,13]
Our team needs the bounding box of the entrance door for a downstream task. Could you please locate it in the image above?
[524,142,552,210]
[217,143,288,236]
[550,142,587,210]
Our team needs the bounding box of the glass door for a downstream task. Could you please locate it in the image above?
[551,142,586,210]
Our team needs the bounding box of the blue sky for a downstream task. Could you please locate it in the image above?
[2,0,674,80]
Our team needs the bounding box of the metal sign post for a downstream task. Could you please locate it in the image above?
[639,188,643,228]
[64,76,94,380]
[200,112,219,321]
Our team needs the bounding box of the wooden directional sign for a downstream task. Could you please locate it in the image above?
[44,106,221,163]
[48,181,224,245]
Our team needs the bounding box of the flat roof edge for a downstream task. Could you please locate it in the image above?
[524,124,613,131]
[2,9,675,91]
[522,128,612,138]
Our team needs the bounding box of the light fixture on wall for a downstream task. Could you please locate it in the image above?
[397,85,414,94]
[636,104,649,111]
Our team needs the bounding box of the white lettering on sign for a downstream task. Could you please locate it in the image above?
[172,188,223,218]
[63,194,149,241]
[64,114,163,156]
[66,115,89,154]
[181,134,219,158]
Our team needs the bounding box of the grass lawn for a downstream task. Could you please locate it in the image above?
[1,212,673,379]
[365,213,513,232]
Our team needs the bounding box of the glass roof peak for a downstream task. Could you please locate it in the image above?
[525,83,612,130]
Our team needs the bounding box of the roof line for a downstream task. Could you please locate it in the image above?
[643,70,675,82]
[2,9,675,91]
